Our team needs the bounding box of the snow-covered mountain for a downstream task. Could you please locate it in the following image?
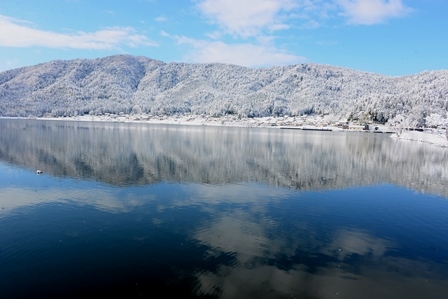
[1,54,447,127]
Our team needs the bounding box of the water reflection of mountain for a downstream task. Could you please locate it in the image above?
[1,119,447,196]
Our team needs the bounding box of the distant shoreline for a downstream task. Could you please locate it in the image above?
[1,114,386,132]
[1,115,447,147]
[0,114,387,130]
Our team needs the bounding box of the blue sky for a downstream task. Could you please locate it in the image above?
[0,0,447,76]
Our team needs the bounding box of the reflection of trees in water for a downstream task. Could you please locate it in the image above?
[0,119,447,196]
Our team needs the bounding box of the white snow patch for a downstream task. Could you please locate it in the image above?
[391,130,448,148]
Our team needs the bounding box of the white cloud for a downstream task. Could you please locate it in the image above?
[175,36,305,67]
[336,0,412,25]
[197,0,297,38]
[160,30,171,37]
[189,0,414,68]
[155,16,167,22]
[205,30,223,40]
[197,0,413,32]
[0,15,157,49]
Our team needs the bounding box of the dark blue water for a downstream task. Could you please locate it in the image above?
[1,119,448,298]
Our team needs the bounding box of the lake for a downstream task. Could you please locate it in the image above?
[1,118,447,299]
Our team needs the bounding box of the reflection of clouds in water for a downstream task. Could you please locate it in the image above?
[181,183,292,205]
[195,212,274,264]
[323,228,393,260]
[192,209,314,297]
[193,212,448,299]
[0,180,289,216]
[196,262,448,299]
[185,184,301,263]
[197,265,309,299]
[0,187,154,215]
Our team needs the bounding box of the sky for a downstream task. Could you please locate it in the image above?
[0,0,447,76]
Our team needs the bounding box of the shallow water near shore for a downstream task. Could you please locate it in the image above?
[1,119,448,298]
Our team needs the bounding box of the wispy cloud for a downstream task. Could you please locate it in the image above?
[160,30,171,37]
[155,16,168,22]
[335,0,413,25]
[174,35,305,67]
[197,0,298,38]
[0,15,157,49]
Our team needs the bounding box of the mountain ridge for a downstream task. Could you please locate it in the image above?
[1,54,447,127]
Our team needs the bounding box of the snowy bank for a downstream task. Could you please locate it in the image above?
[391,130,448,148]
[15,114,383,132]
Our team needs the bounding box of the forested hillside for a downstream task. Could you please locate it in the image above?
[0,55,447,127]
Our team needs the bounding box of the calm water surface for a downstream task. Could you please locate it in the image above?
[1,119,448,298]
